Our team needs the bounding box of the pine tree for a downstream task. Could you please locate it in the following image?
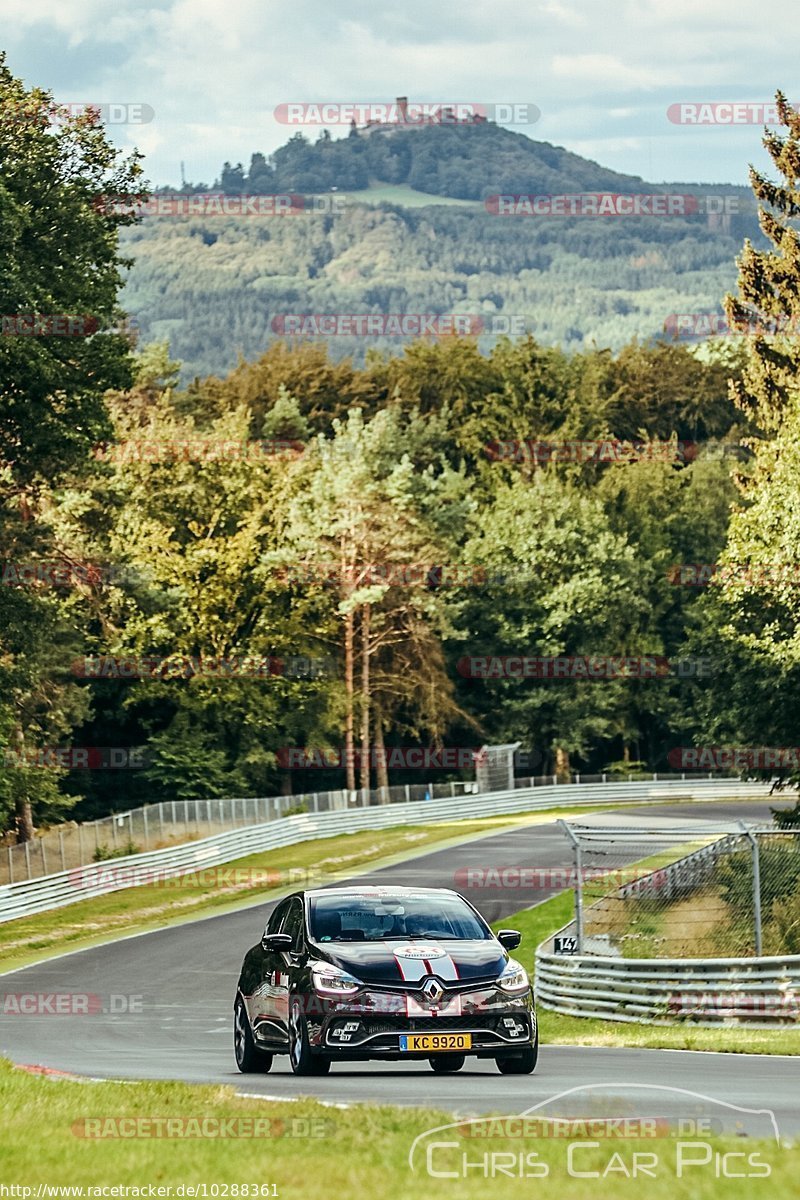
[725,92,800,432]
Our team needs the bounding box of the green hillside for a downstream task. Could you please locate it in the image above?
[121,195,759,382]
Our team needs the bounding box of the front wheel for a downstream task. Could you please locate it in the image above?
[429,1054,465,1073]
[234,997,273,1074]
[288,997,331,1075]
[496,1029,538,1075]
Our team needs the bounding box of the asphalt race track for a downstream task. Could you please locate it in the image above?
[2,797,798,1137]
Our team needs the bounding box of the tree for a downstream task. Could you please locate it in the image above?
[456,472,647,775]
[695,91,800,784]
[280,407,472,791]
[725,92,800,433]
[0,56,143,839]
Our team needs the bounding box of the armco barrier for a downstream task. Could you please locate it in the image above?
[535,945,800,1027]
[0,778,764,924]
[536,824,800,1027]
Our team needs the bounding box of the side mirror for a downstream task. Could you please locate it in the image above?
[497,929,521,951]
[261,931,293,952]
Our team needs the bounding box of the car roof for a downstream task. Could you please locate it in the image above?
[304,885,460,900]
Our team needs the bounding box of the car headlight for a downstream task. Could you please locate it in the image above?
[496,958,530,994]
[311,963,361,996]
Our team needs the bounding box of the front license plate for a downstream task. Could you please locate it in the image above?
[399,1033,472,1052]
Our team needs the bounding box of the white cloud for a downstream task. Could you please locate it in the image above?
[1,0,795,185]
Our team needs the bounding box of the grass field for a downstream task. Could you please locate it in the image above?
[341,182,480,207]
[1,1057,794,1197]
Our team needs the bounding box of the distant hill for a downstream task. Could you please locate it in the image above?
[215,121,655,201]
[121,123,762,382]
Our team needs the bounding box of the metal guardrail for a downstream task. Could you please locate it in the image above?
[535,946,800,1026]
[536,824,800,1027]
[617,833,741,901]
[0,778,764,924]
[1,769,745,885]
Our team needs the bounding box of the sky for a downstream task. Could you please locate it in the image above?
[0,0,796,188]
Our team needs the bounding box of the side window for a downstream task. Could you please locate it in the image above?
[267,900,289,935]
[280,899,305,952]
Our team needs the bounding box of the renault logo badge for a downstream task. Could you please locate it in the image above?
[422,977,444,1004]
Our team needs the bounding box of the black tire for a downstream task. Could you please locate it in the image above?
[429,1054,465,1073]
[496,1028,538,1075]
[234,997,273,1074]
[288,997,331,1075]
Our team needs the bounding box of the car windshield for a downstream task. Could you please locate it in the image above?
[308,893,491,942]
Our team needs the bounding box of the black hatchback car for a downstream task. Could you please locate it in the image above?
[234,885,538,1075]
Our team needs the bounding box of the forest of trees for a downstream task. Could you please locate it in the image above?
[121,196,762,383]
[2,57,800,841]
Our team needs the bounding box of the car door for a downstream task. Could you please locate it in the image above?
[244,898,290,1046]
[272,896,305,1039]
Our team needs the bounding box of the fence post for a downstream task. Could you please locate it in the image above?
[559,820,583,953]
[40,839,47,874]
[59,830,66,871]
[741,823,763,956]
[78,822,84,865]
[7,845,13,884]
[143,806,149,850]
[25,839,31,879]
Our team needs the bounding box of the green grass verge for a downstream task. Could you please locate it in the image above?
[343,182,480,207]
[493,893,800,1054]
[1,1058,794,1195]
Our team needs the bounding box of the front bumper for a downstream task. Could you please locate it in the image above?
[305,982,536,1059]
